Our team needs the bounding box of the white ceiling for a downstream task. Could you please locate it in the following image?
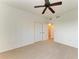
[1,0,78,19]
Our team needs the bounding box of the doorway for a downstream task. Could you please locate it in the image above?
[48,23,54,40]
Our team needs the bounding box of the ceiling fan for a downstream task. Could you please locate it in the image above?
[34,0,62,14]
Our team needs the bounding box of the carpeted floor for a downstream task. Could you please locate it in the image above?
[0,40,78,59]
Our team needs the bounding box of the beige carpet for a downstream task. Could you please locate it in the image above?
[0,40,78,59]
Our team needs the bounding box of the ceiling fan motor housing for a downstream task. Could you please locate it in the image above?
[45,3,50,7]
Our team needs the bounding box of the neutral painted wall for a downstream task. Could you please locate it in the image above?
[0,3,48,53]
[54,9,78,48]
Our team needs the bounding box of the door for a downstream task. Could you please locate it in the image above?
[42,24,48,40]
[34,23,43,42]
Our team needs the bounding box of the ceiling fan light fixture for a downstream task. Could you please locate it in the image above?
[34,0,62,14]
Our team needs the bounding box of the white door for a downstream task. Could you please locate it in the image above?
[34,23,43,42]
[42,24,48,40]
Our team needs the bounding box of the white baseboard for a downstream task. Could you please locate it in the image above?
[54,40,78,48]
[0,42,34,53]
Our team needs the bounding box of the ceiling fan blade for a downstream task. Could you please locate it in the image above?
[48,7,55,13]
[42,7,47,14]
[50,1,62,6]
[34,5,45,8]
[45,0,50,4]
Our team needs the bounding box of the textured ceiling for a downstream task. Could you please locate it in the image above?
[0,0,78,19]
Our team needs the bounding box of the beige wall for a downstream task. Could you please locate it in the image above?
[54,9,78,48]
[0,3,48,53]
